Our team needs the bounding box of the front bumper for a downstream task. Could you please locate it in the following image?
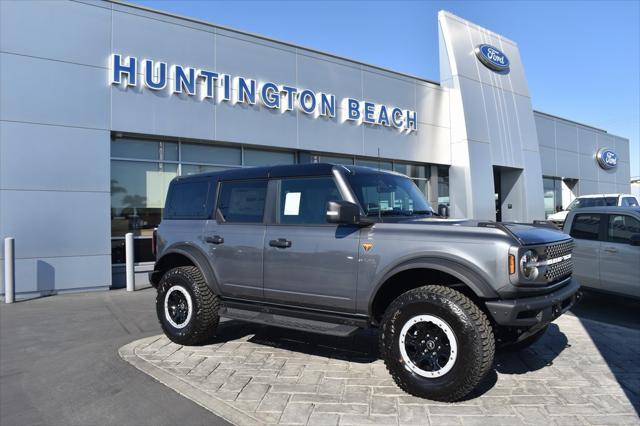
[485,277,581,327]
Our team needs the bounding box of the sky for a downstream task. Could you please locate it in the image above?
[132,0,640,177]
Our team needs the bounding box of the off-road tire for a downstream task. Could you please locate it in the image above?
[502,325,548,352]
[379,285,495,402]
[156,266,220,345]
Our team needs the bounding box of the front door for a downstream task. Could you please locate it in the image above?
[568,213,602,289]
[204,179,268,300]
[599,214,640,297]
[263,176,360,312]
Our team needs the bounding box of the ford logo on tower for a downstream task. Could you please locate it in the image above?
[595,148,618,170]
[475,44,510,74]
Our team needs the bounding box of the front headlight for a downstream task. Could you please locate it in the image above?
[519,250,539,280]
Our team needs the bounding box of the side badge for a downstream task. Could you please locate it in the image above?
[362,242,374,252]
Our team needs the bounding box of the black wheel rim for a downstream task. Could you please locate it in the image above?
[167,288,189,326]
[403,321,452,373]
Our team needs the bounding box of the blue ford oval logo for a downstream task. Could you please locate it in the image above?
[595,148,618,170]
[475,44,510,74]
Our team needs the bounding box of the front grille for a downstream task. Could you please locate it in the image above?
[543,239,574,282]
[544,240,574,259]
[544,258,573,281]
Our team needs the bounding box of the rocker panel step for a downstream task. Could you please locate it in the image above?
[220,307,360,337]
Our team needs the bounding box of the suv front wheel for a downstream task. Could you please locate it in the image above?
[156,266,220,345]
[379,285,495,401]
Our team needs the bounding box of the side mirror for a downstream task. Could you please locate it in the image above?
[630,234,640,246]
[326,201,361,225]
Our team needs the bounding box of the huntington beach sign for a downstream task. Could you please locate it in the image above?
[109,54,418,133]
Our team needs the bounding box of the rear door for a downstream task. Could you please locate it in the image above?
[262,176,360,312]
[599,214,640,297]
[569,213,603,289]
[203,179,268,300]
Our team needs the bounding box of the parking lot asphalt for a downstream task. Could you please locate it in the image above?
[568,289,640,330]
[0,289,230,426]
[1,287,639,426]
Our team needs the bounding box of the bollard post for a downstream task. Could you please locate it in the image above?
[125,233,135,292]
[4,238,15,303]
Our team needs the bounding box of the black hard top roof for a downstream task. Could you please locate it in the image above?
[171,163,403,183]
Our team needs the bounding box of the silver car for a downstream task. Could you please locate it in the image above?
[563,206,640,298]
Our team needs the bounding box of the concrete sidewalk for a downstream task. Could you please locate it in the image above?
[0,288,229,426]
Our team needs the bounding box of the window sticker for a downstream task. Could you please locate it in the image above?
[284,192,301,216]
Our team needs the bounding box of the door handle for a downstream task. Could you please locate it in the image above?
[603,246,618,253]
[205,235,224,245]
[269,238,292,249]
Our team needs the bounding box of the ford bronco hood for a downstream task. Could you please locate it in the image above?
[396,217,570,245]
[500,223,570,245]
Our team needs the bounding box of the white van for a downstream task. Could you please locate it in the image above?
[548,194,639,225]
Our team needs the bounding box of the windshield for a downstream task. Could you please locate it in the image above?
[347,173,433,217]
[567,196,618,210]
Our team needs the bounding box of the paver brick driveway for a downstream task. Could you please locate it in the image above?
[120,314,639,425]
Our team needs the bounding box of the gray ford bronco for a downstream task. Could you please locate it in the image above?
[150,163,581,401]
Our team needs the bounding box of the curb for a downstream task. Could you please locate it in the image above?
[119,337,261,426]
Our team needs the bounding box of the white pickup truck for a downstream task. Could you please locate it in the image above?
[563,206,640,298]
[548,194,639,225]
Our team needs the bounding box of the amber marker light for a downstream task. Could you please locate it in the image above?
[509,254,516,275]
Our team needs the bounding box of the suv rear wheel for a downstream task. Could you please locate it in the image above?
[156,266,220,345]
[379,285,495,401]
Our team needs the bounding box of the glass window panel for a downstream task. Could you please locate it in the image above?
[181,143,241,165]
[165,180,211,219]
[542,178,555,217]
[608,215,640,244]
[111,161,177,237]
[355,158,393,171]
[217,180,268,223]
[394,163,429,179]
[413,179,427,196]
[244,149,295,166]
[111,238,155,264]
[163,142,179,161]
[181,164,229,176]
[437,166,449,206]
[570,214,601,241]
[319,154,354,165]
[278,177,342,225]
[111,138,160,160]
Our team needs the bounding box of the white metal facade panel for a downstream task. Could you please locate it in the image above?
[439,11,544,221]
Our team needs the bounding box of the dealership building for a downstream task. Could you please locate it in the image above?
[0,0,632,297]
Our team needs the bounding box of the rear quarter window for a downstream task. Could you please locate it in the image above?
[164,179,212,219]
[217,180,268,223]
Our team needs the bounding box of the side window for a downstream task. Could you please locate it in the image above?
[164,179,211,219]
[278,177,342,225]
[622,197,639,207]
[570,214,601,241]
[217,180,268,223]
[608,215,640,244]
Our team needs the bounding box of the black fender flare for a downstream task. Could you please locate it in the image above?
[155,244,221,295]
[367,256,499,317]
